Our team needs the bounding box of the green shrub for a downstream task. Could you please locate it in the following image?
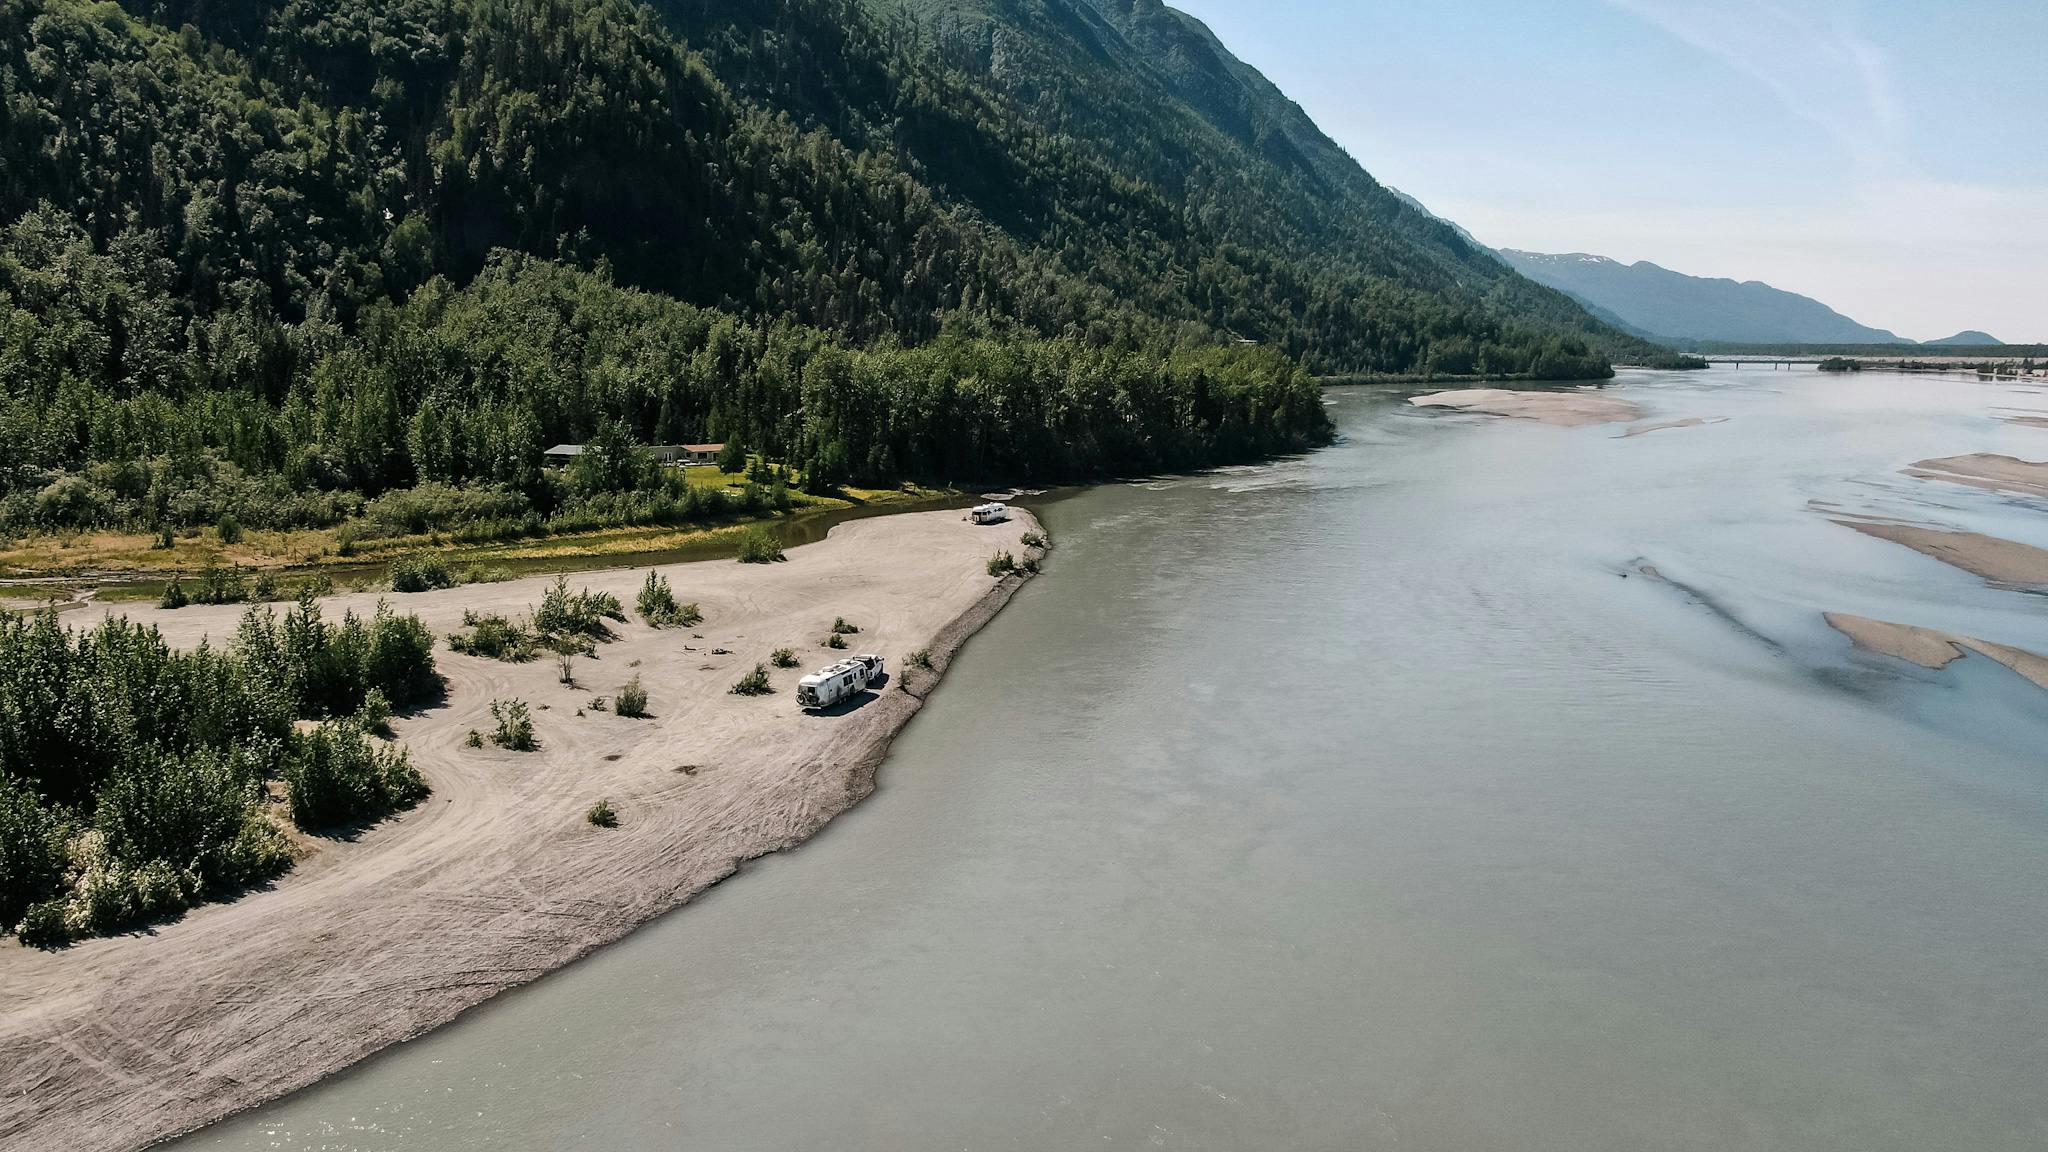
[831,617,860,635]
[359,687,393,734]
[159,575,189,609]
[153,524,175,551]
[770,647,798,668]
[449,611,536,661]
[636,571,704,628]
[822,632,846,650]
[251,572,280,601]
[194,565,249,605]
[94,748,266,889]
[464,729,484,749]
[908,648,934,670]
[735,526,785,564]
[390,554,457,593]
[533,577,625,642]
[587,696,609,712]
[216,512,242,545]
[285,721,429,830]
[299,573,334,599]
[1020,530,1048,550]
[491,699,537,751]
[365,608,440,707]
[987,551,1018,577]
[615,675,650,718]
[586,799,618,828]
[0,776,73,931]
[729,664,773,696]
[16,898,70,947]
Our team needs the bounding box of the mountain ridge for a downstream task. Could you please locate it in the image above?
[1498,249,1911,345]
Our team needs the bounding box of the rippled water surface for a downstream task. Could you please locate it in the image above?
[183,369,2048,1151]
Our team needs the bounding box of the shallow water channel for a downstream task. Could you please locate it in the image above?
[181,368,2048,1151]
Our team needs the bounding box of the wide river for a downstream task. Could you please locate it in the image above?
[182,368,2048,1151]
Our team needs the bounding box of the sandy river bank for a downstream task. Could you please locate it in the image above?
[0,510,1037,1152]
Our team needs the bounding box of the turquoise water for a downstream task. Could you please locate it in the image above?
[180,369,2048,1151]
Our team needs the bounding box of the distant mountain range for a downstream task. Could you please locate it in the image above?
[1496,250,1920,345]
[1924,330,2003,346]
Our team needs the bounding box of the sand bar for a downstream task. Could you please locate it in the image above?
[1409,388,1643,427]
[1826,613,2048,691]
[0,510,1038,1152]
[1905,453,2048,501]
[1834,519,2048,590]
[1999,415,2048,430]
[1622,416,1727,438]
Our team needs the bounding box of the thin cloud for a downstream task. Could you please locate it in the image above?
[1603,0,1903,174]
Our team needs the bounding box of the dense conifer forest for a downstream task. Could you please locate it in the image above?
[0,0,1665,539]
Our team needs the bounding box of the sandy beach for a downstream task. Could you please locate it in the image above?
[1408,388,1644,427]
[1905,453,2048,501]
[1826,613,2048,692]
[1834,519,2048,590]
[0,509,1038,1152]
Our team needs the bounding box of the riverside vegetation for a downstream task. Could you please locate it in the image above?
[0,594,438,946]
[0,0,1689,559]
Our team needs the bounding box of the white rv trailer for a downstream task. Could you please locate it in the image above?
[969,502,1010,525]
[797,653,886,709]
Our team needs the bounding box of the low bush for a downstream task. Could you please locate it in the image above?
[735,526,786,564]
[987,551,1018,577]
[464,729,484,749]
[448,611,537,662]
[615,675,650,718]
[586,799,618,828]
[636,571,704,628]
[831,617,860,635]
[0,776,74,931]
[158,575,189,609]
[490,699,536,751]
[216,512,242,545]
[1020,530,1048,550]
[770,647,798,668]
[822,632,847,650]
[193,565,249,605]
[390,554,457,593]
[533,577,625,643]
[729,664,773,696]
[908,648,934,670]
[285,721,429,830]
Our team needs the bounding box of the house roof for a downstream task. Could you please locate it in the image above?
[682,443,725,453]
[543,444,584,456]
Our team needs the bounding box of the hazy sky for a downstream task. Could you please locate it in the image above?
[1172,0,2046,342]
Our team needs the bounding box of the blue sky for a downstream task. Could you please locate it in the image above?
[1172,0,2047,342]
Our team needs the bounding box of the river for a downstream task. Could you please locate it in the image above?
[178,368,2048,1151]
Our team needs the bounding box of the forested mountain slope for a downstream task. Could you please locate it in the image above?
[0,0,1644,540]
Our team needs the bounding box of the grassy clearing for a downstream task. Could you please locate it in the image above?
[0,478,960,588]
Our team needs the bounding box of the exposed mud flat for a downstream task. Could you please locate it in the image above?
[1833,518,2048,590]
[1905,453,2048,502]
[1826,612,2048,692]
[1409,387,1644,427]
